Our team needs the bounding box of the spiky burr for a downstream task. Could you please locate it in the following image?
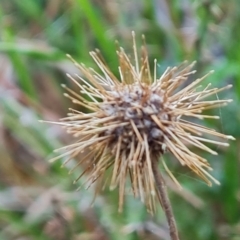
[46,32,234,214]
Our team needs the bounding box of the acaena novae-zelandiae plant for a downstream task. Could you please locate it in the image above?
[41,32,234,240]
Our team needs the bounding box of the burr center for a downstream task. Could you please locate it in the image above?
[101,84,172,154]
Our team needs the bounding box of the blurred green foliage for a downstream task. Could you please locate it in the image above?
[0,0,239,240]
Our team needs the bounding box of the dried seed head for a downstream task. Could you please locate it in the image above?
[48,32,234,213]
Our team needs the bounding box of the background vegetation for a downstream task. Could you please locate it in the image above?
[0,0,239,239]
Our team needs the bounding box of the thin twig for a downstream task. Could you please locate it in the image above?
[152,160,180,240]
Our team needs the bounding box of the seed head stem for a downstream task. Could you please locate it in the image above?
[152,160,180,240]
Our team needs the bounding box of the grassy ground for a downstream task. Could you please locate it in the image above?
[0,0,239,239]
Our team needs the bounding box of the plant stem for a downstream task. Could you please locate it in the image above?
[152,160,180,240]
